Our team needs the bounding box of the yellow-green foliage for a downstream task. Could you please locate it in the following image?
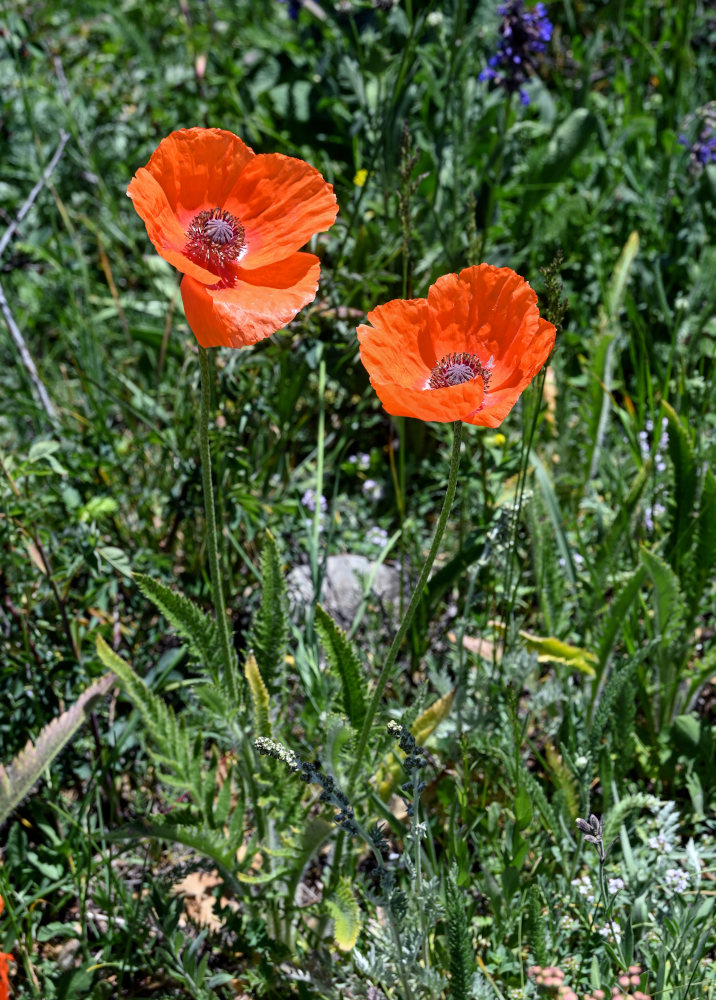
[245,651,271,737]
[325,877,360,951]
[377,688,455,800]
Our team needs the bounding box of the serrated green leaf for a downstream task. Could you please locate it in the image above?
[315,604,366,728]
[692,465,716,610]
[135,573,224,671]
[247,531,288,688]
[0,672,115,824]
[640,545,685,643]
[325,878,360,951]
[245,651,271,738]
[662,400,697,572]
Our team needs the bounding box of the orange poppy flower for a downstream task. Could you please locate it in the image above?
[127,128,338,348]
[357,264,556,427]
[0,895,12,1000]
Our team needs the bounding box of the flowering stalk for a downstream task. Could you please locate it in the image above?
[198,346,238,699]
[348,420,463,790]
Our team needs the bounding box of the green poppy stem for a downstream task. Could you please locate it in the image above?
[348,419,463,791]
[198,346,237,699]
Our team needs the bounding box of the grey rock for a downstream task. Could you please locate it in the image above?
[287,553,402,628]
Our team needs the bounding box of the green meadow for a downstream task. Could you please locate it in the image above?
[1,1,715,997]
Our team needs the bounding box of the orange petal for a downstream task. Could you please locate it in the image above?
[128,167,219,283]
[133,128,255,218]
[368,376,485,423]
[225,153,338,269]
[127,128,255,282]
[180,252,321,348]
[357,297,431,388]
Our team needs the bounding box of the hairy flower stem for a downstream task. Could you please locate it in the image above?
[198,346,237,699]
[348,421,463,791]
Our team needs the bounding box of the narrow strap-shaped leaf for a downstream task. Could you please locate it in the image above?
[315,604,366,728]
[0,671,115,824]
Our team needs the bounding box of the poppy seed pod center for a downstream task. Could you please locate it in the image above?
[428,352,492,391]
[185,207,247,273]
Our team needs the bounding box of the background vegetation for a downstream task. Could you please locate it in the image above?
[1,0,715,997]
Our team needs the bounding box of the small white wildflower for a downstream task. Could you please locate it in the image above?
[367,526,388,547]
[570,875,594,901]
[301,489,327,513]
[362,478,384,500]
[608,876,626,894]
[597,920,622,943]
[427,10,443,25]
[664,867,689,893]
[648,833,672,853]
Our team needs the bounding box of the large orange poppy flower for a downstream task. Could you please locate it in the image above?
[357,264,556,427]
[127,128,338,348]
[0,895,12,1000]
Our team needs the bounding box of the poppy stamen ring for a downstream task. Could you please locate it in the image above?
[185,207,247,271]
[428,352,493,391]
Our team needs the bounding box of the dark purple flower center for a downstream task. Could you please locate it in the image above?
[428,352,492,391]
[185,207,246,272]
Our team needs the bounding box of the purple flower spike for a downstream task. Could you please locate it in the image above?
[479,0,553,103]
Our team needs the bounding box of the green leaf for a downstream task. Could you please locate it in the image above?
[96,544,132,579]
[245,651,272,738]
[640,546,685,644]
[594,458,652,579]
[691,465,716,610]
[596,564,647,677]
[314,604,366,728]
[662,400,697,573]
[514,628,596,676]
[445,874,475,1000]
[135,573,225,672]
[0,672,115,824]
[247,531,288,688]
[523,109,597,209]
[325,877,360,951]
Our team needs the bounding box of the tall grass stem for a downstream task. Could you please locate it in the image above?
[198,346,237,699]
[348,420,463,791]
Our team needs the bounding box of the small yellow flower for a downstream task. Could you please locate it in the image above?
[353,168,368,187]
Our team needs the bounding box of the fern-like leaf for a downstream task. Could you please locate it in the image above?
[692,466,716,613]
[246,531,288,689]
[134,572,230,676]
[314,604,366,728]
[245,651,272,737]
[96,636,203,806]
[325,877,360,952]
[640,546,686,646]
[0,672,115,824]
[662,400,697,574]
[445,874,474,1000]
[588,649,654,763]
